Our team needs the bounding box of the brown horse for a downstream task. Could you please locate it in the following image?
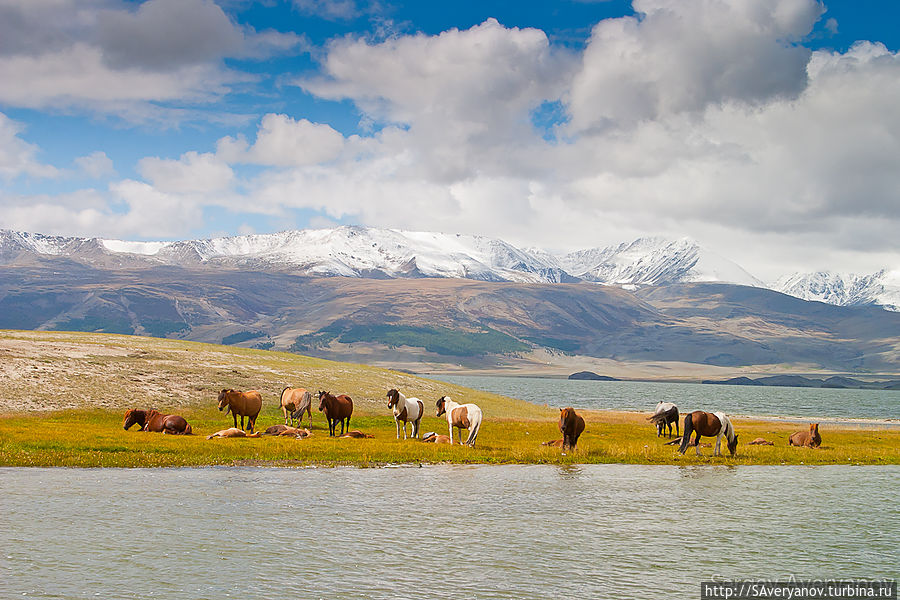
[678,410,739,457]
[206,427,261,439]
[789,423,821,448]
[123,409,192,435]
[421,432,451,444]
[217,389,263,433]
[317,391,353,436]
[340,430,373,439]
[280,387,312,429]
[261,424,312,438]
[559,407,585,451]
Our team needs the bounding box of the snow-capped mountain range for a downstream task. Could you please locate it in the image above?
[773,270,900,312]
[1,226,895,311]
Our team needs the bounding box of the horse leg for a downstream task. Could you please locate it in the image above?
[714,433,723,457]
[232,413,238,429]
[395,418,401,439]
[694,434,702,456]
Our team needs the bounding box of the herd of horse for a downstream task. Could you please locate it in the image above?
[122,389,825,455]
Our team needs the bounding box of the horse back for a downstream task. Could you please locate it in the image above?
[244,390,263,415]
[332,394,353,418]
[692,410,721,436]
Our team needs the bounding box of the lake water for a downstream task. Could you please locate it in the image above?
[2,466,898,599]
[435,375,900,422]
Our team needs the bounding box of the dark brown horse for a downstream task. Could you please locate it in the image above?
[648,402,679,437]
[217,389,263,433]
[789,423,821,448]
[559,407,585,451]
[678,410,738,456]
[123,409,192,435]
[317,391,353,436]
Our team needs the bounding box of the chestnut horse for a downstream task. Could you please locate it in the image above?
[648,402,679,438]
[217,389,262,433]
[678,410,739,457]
[436,396,483,446]
[280,387,312,428]
[559,407,585,451]
[122,409,192,435]
[789,423,821,448]
[317,391,353,436]
[386,388,424,439]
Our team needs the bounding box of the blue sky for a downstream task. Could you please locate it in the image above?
[1,0,899,279]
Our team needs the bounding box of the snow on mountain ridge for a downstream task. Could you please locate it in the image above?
[0,227,768,289]
[773,270,900,312]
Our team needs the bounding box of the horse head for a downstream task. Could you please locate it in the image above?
[317,391,329,412]
[386,389,400,409]
[727,433,739,456]
[436,396,448,417]
[217,389,232,413]
[122,409,144,430]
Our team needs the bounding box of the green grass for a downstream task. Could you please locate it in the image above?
[2,407,898,467]
[1,329,899,467]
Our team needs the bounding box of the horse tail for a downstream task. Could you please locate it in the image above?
[678,414,694,454]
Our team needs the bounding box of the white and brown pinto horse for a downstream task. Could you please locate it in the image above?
[280,387,312,428]
[678,410,739,457]
[436,396,483,447]
[648,401,679,438]
[386,388,424,439]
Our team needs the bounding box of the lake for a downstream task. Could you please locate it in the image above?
[1,465,897,599]
[435,375,900,422]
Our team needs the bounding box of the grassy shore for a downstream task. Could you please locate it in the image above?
[1,330,898,467]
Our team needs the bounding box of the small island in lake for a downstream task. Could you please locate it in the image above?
[702,375,900,390]
[568,371,621,381]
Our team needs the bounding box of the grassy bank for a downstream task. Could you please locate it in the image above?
[1,330,898,467]
[2,408,899,467]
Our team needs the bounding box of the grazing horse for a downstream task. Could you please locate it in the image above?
[122,409,192,435]
[678,410,739,457]
[217,389,262,433]
[559,407,586,451]
[386,388,424,439]
[789,423,821,448]
[206,427,261,439]
[317,391,353,437]
[280,387,312,428]
[436,396,483,446]
[648,402,679,438]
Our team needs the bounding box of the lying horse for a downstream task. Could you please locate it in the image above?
[387,388,424,439]
[648,402,679,437]
[206,427,261,439]
[217,389,262,433]
[280,387,312,429]
[340,430,373,439]
[789,423,821,448]
[559,407,585,451]
[678,410,739,457]
[421,432,451,444]
[318,391,353,437]
[122,409,192,435]
[261,424,311,438]
[436,396,483,446]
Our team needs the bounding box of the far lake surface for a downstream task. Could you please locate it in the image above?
[435,375,900,422]
[2,465,897,599]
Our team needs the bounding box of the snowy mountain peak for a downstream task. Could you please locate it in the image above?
[773,269,900,312]
[0,226,759,289]
[555,236,762,288]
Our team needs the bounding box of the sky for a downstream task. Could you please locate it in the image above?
[1,0,899,281]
